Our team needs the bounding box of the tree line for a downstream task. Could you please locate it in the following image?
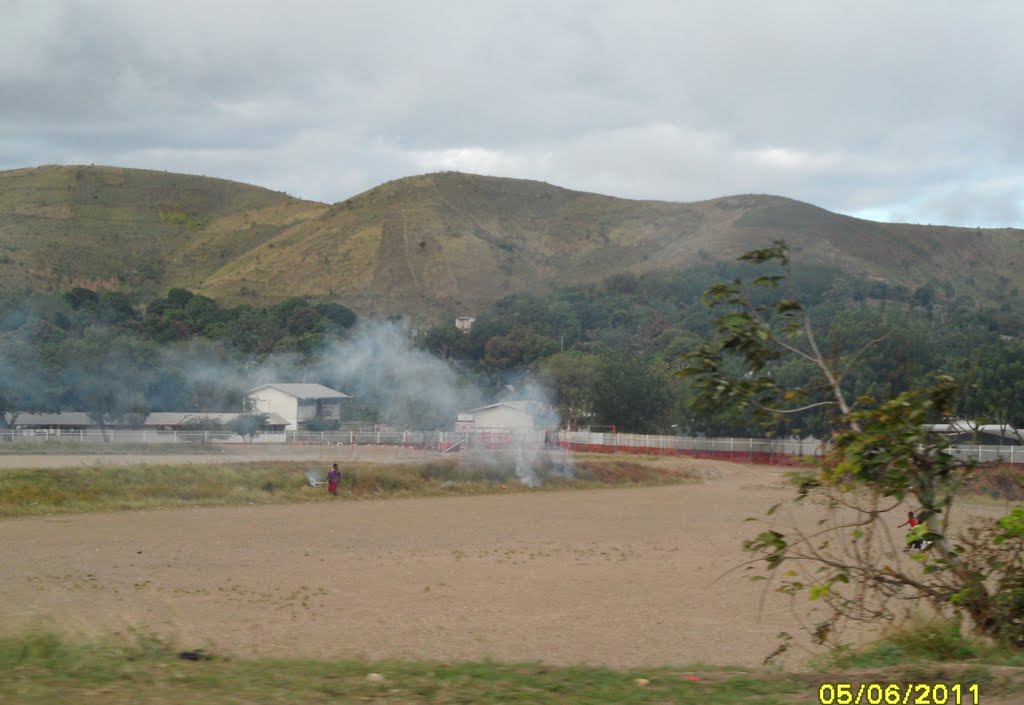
[1,263,1023,434]
[417,264,1024,436]
[0,288,357,429]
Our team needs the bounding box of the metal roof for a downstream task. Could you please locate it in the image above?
[13,411,289,428]
[13,412,93,427]
[463,400,554,415]
[247,383,351,400]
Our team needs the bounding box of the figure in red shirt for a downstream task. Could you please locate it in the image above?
[898,511,924,550]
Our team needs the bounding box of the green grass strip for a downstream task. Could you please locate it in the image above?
[0,631,804,705]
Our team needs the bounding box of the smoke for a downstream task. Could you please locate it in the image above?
[152,319,483,427]
[309,320,482,428]
[3,307,569,492]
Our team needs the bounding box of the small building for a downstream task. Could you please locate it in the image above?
[145,412,289,433]
[11,412,95,432]
[455,400,558,432]
[12,411,289,434]
[246,383,351,431]
[455,316,475,332]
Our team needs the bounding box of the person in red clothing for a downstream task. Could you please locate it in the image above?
[327,463,341,495]
[898,511,924,550]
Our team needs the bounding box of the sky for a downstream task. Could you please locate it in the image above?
[3,0,1023,228]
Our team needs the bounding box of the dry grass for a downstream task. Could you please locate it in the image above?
[0,453,698,518]
[962,464,1024,501]
[5,166,1022,317]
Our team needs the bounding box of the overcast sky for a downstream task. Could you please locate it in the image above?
[3,0,1023,227]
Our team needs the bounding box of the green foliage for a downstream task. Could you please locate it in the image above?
[0,334,61,427]
[4,233,1024,436]
[177,415,226,431]
[304,417,340,432]
[227,413,268,442]
[0,630,815,705]
[416,324,470,361]
[825,619,982,669]
[682,240,1024,651]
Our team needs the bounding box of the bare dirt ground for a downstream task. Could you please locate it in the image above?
[0,447,1012,670]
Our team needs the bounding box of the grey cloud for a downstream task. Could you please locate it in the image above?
[2,0,1023,227]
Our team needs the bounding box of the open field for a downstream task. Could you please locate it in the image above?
[1,447,1021,703]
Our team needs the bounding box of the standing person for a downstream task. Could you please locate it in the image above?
[898,510,922,550]
[327,463,341,496]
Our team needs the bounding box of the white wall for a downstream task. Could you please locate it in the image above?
[248,388,300,430]
[472,406,536,430]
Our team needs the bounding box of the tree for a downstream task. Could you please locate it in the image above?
[0,335,61,430]
[481,327,559,372]
[229,395,269,443]
[957,340,1024,441]
[537,351,604,429]
[681,240,1024,649]
[416,324,469,362]
[228,413,267,443]
[60,331,159,440]
[591,352,672,433]
[315,302,357,332]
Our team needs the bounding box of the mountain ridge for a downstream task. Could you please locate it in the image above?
[2,164,1020,322]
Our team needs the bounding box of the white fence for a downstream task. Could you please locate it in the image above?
[289,428,548,451]
[1,427,1022,465]
[557,431,824,460]
[946,444,1024,465]
[0,428,288,445]
[557,431,1024,465]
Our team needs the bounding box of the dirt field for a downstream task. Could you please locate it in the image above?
[0,447,1011,669]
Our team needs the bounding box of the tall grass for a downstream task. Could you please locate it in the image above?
[0,457,697,518]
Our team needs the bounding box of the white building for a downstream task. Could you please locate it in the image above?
[924,420,1023,445]
[455,400,558,432]
[246,383,351,431]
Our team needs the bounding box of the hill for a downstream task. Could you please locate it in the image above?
[2,165,1022,320]
[0,165,327,299]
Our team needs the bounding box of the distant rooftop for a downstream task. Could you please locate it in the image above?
[247,383,351,400]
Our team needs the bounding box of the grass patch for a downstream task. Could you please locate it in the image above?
[820,617,1024,671]
[0,630,808,704]
[0,454,698,518]
[824,619,982,670]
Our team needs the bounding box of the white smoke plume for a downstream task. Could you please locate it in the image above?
[157,319,483,427]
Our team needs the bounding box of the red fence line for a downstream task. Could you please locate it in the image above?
[557,441,818,466]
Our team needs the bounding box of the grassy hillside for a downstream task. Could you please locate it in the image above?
[0,165,327,300]
[3,166,1022,321]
